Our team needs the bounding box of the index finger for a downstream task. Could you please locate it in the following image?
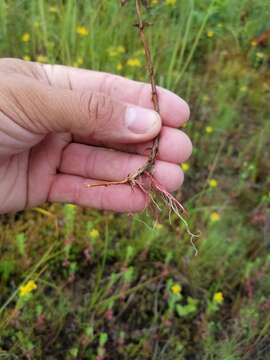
[42,64,190,128]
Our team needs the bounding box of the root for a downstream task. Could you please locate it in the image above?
[145,172,199,256]
[86,172,199,256]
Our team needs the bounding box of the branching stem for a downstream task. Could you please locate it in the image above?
[87,0,159,188]
[86,0,199,254]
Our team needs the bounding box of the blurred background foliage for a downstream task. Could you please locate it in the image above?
[0,0,270,359]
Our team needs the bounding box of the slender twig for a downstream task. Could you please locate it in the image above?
[86,0,199,253]
[86,0,159,189]
[134,0,160,172]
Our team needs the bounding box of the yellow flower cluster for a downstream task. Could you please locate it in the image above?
[171,283,182,295]
[19,280,37,297]
[21,32,30,43]
[181,162,190,173]
[36,55,48,63]
[213,291,224,304]
[205,126,213,134]
[207,30,214,38]
[23,55,31,61]
[208,179,218,188]
[210,212,220,222]
[89,228,100,239]
[76,26,89,37]
[127,58,141,67]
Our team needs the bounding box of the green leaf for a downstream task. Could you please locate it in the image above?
[16,233,26,256]
[0,260,15,281]
[99,332,108,347]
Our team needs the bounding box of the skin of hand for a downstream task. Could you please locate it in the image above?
[0,58,192,214]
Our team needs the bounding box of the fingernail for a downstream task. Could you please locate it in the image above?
[125,107,161,134]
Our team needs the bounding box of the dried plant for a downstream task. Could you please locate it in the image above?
[87,0,199,254]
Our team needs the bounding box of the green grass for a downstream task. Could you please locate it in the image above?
[0,0,270,359]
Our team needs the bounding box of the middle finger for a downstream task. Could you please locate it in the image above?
[73,126,192,164]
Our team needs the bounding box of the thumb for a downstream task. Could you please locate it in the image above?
[0,72,161,143]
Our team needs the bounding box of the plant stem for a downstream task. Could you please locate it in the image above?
[87,0,160,187]
[134,0,160,175]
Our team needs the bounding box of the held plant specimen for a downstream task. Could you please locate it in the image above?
[87,0,198,251]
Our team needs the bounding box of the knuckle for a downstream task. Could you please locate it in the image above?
[82,91,114,134]
[88,92,114,123]
[99,73,122,97]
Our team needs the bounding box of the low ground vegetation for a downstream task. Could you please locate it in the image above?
[0,0,270,359]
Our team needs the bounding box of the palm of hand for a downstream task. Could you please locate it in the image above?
[0,127,70,213]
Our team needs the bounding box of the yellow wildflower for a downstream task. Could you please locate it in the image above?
[256,52,264,60]
[171,284,182,295]
[250,40,257,47]
[23,55,31,61]
[89,229,99,239]
[116,63,123,71]
[76,26,89,37]
[208,179,218,188]
[207,30,214,38]
[165,0,176,5]
[19,280,37,297]
[36,55,48,63]
[213,291,224,304]
[21,32,30,43]
[210,212,220,222]
[127,58,141,67]
[181,162,190,173]
[205,126,213,134]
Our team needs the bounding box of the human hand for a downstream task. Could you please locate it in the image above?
[0,58,192,214]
